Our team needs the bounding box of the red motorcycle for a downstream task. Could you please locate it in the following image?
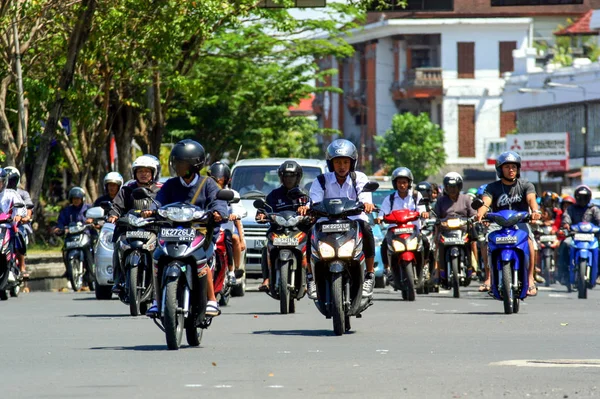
[0,209,23,300]
[213,230,232,306]
[383,209,425,301]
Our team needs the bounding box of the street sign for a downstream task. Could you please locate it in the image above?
[258,0,326,7]
[582,167,600,188]
[484,138,506,170]
[508,133,569,172]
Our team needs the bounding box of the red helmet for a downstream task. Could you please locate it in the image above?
[561,196,575,205]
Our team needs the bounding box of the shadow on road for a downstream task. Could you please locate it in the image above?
[90,345,167,351]
[253,329,352,337]
[224,311,282,316]
[435,311,505,315]
[71,296,101,301]
[68,314,133,318]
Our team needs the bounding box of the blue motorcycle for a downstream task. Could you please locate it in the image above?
[472,199,530,314]
[567,222,599,299]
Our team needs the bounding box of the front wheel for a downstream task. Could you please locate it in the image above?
[278,262,290,315]
[402,262,415,301]
[68,257,83,292]
[163,279,184,350]
[502,261,513,314]
[9,285,19,298]
[578,259,587,299]
[128,267,140,316]
[451,257,460,299]
[543,255,552,287]
[331,274,345,336]
[0,290,7,300]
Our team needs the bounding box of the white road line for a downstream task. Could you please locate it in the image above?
[214,385,232,388]
[267,385,284,388]
[185,384,203,388]
[490,359,600,368]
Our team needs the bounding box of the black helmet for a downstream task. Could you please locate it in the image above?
[208,162,231,185]
[3,166,20,189]
[169,139,206,177]
[277,160,303,187]
[325,139,358,172]
[391,167,414,188]
[495,151,521,180]
[574,185,592,208]
[541,191,559,209]
[443,172,463,193]
[415,181,432,201]
[68,186,86,201]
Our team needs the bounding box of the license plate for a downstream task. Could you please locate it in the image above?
[65,241,79,249]
[539,235,556,242]
[322,223,350,233]
[126,231,152,239]
[574,233,594,242]
[160,228,195,241]
[443,237,463,244]
[273,237,299,246]
[495,236,517,244]
[394,227,414,235]
[254,240,266,249]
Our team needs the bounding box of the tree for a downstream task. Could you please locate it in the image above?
[376,112,446,182]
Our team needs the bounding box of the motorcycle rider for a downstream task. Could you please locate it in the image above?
[93,172,123,207]
[106,155,162,294]
[4,167,33,278]
[299,139,377,298]
[431,172,477,282]
[375,167,429,288]
[256,160,312,294]
[145,139,228,318]
[558,185,600,285]
[476,151,541,295]
[430,183,440,208]
[208,161,247,286]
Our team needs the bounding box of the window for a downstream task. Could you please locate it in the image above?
[500,111,516,137]
[499,41,517,77]
[411,49,432,68]
[457,42,475,79]
[458,105,476,158]
[492,0,582,6]
[367,0,453,11]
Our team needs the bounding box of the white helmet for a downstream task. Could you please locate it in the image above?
[131,154,160,183]
[104,171,123,191]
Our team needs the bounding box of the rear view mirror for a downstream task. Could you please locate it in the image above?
[217,189,235,202]
[253,199,266,210]
[132,187,151,200]
[99,201,112,211]
[471,198,484,210]
[418,198,430,206]
[362,181,379,193]
[287,187,308,201]
[26,204,35,210]
[86,206,105,219]
[13,203,24,208]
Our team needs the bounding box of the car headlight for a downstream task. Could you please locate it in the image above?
[338,239,355,258]
[99,229,113,248]
[318,242,335,259]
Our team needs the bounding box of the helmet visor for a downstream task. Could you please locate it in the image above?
[169,157,193,178]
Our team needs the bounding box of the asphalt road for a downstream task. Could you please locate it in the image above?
[2,281,600,399]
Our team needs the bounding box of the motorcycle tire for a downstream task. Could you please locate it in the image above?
[129,267,140,316]
[345,315,351,332]
[331,273,345,336]
[0,289,8,300]
[451,257,460,299]
[279,262,290,315]
[502,261,513,314]
[289,295,296,314]
[374,275,386,289]
[578,259,587,299]
[403,262,415,302]
[187,276,207,347]
[68,257,83,292]
[543,255,552,288]
[10,285,19,298]
[95,285,112,300]
[164,279,184,350]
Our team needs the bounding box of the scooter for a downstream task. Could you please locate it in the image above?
[437,216,475,298]
[0,204,26,300]
[532,221,559,287]
[566,222,599,299]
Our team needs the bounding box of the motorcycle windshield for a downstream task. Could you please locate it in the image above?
[312,198,360,217]
[571,222,600,234]
[68,223,86,234]
[487,210,528,227]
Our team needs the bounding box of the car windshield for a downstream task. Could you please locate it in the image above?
[372,189,395,208]
[231,165,323,197]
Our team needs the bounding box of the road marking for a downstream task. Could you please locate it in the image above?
[468,302,488,307]
[490,359,600,368]
[267,385,284,388]
[214,385,232,388]
[548,293,568,298]
[418,308,435,312]
[308,350,322,353]
[376,349,389,355]
[185,384,203,388]
[277,351,291,354]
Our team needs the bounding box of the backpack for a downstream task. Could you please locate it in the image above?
[317,171,358,198]
[388,190,420,211]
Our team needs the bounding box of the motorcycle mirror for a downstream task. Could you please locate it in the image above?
[85,206,105,219]
[229,191,241,204]
[99,201,112,211]
[471,198,484,210]
[216,189,235,202]
[13,203,24,208]
[26,203,34,210]
[132,187,152,200]
[418,198,430,206]
[362,181,379,193]
[287,187,308,201]
[253,199,266,210]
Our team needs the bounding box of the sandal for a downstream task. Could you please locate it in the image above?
[527,283,538,296]
[478,284,491,292]
[258,281,269,292]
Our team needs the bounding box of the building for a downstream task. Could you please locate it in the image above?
[312,0,597,175]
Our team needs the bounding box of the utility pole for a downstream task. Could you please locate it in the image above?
[582,102,588,167]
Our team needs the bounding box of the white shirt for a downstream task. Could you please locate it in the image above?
[309,171,372,222]
[179,175,199,188]
[0,189,26,218]
[378,190,425,231]
[222,189,247,232]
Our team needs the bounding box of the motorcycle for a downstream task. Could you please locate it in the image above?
[532,221,559,287]
[253,188,311,314]
[0,204,25,300]
[149,188,234,350]
[437,216,475,298]
[309,181,379,336]
[383,209,425,301]
[419,216,436,294]
[61,216,97,292]
[114,207,157,316]
[213,230,232,307]
[472,198,530,314]
[566,222,599,299]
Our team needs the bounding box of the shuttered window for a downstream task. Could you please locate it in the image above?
[458,105,476,157]
[457,42,474,79]
[499,41,517,77]
[500,111,516,137]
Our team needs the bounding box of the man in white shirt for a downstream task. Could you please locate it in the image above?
[299,139,376,298]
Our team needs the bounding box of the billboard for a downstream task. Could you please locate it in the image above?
[507,133,569,172]
[484,138,507,170]
[582,167,600,188]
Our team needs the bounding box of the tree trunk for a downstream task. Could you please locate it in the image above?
[29,0,97,202]
[148,68,163,157]
[0,75,18,166]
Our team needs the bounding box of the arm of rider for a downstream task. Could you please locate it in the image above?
[527,192,541,221]
[212,211,223,223]
[420,211,430,219]
[477,196,492,222]
[363,202,375,213]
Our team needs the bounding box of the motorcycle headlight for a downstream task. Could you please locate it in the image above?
[338,239,355,258]
[159,207,204,222]
[285,216,299,227]
[128,214,149,227]
[318,242,335,259]
[99,229,113,248]
[274,216,287,226]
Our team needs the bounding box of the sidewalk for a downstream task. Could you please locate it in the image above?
[24,252,70,292]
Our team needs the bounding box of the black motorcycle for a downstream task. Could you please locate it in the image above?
[437,215,475,298]
[532,221,559,287]
[253,188,311,314]
[309,181,378,336]
[62,213,99,292]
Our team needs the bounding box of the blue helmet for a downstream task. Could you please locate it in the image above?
[495,151,521,180]
[476,184,487,198]
[326,139,358,172]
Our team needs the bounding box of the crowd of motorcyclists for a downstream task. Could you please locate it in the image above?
[1,137,599,338]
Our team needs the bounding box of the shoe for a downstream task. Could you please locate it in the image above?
[205,300,221,317]
[258,279,270,292]
[307,279,317,300]
[111,284,122,294]
[146,300,158,318]
[535,274,545,284]
[362,272,375,298]
[227,271,236,286]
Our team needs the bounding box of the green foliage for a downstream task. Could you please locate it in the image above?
[376,113,446,182]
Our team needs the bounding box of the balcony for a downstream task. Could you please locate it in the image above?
[312,92,324,115]
[391,67,443,100]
